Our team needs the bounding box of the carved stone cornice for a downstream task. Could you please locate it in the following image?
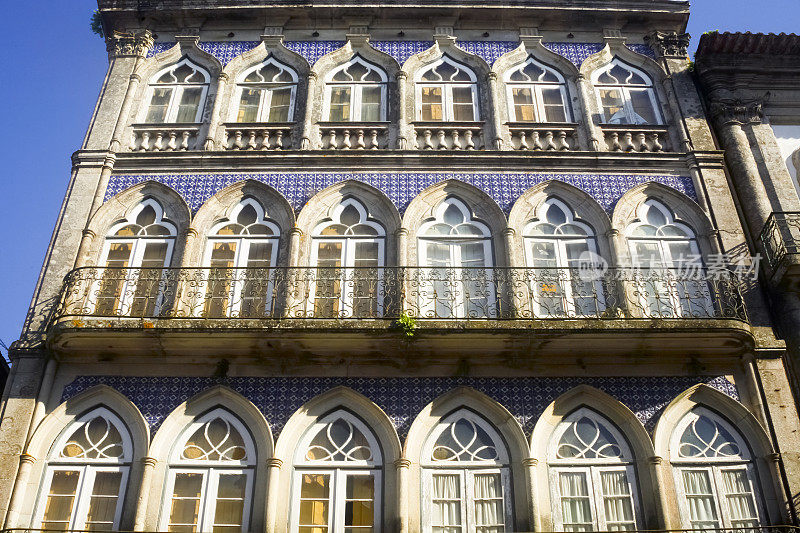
[106,30,154,59]
[709,99,764,126]
[650,31,691,59]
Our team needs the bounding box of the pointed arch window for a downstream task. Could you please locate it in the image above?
[548,408,641,532]
[310,198,386,318]
[418,197,495,318]
[235,58,298,123]
[291,411,382,533]
[95,199,177,317]
[626,199,711,317]
[671,407,764,529]
[524,198,605,317]
[592,59,661,125]
[416,56,480,122]
[144,58,210,124]
[421,410,512,533]
[34,408,132,531]
[160,409,256,533]
[203,198,281,318]
[324,56,388,122]
[505,57,570,123]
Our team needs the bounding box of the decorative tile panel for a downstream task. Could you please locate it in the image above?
[106,172,697,216]
[542,43,605,66]
[627,43,657,59]
[457,41,519,65]
[284,41,347,66]
[147,42,177,58]
[61,376,738,439]
[197,41,260,65]
[371,41,434,66]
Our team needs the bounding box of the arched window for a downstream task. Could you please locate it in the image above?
[144,58,210,124]
[670,407,764,529]
[203,199,281,318]
[291,411,382,533]
[324,56,388,122]
[310,198,386,318]
[421,410,512,533]
[416,56,479,122]
[418,197,494,318]
[505,57,570,123]
[160,409,257,533]
[524,198,604,317]
[95,199,177,317]
[234,58,298,123]
[625,199,710,317]
[548,408,640,532]
[34,408,132,531]
[592,59,661,125]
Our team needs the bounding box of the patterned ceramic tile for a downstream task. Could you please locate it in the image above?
[457,41,519,65]
[61,375,738,439]
[147,42,177,58]
[197,41,260,65]
[283,41,347,66]
[542,43,605,66]
[106,172,697,216]
[627,43,657,59]
[371,41,434,66]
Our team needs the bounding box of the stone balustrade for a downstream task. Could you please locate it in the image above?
[413,122,485,150]
[319,123,389,150]
[600,125,671,152]
[221,123,293,150]
[130,124,200,152]
[507,123,579,151]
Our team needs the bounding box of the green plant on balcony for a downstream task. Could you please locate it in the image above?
[396,312,419,338]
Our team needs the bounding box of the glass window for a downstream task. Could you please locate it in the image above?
[592,60,661,125]
[234,58,298,123]
[416,56,479,122]
[35,408,132,532]
[160,409,256,533]
[505,57,570,123]
[548,408,640,532]
[324,57,387,122]
[144,59,209,124]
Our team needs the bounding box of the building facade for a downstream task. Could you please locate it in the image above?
[2,2,800,533]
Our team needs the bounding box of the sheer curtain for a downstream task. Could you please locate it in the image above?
[721,470,759,528]
[681,470,720,528]
[559,472,593,532]
[432,474,462,533]
[600,471,635,531]
[474,473,504,533]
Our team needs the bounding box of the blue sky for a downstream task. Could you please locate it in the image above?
[0,1,798,359]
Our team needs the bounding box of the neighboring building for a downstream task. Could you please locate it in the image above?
[2,2,800,533]
[695,32,800,396]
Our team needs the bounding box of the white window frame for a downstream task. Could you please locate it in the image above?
[417,197,495,318]
[232,57,298,123]
[309,198,386,317]
[670,408,765,529]
[159,408,257,533]
[203,199,281,318]
[141,57,210,124]
[505,57,571,123]
[592,59,662,125]
[323,56,388,122]
[415,56,480,122]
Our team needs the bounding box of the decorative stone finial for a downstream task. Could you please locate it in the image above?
[106,30,154,59]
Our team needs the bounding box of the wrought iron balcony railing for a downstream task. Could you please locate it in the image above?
[2,526,798,533]
[50,266,748,325]
[760,212,800,270]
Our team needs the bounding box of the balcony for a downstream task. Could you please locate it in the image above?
[600,124,671,152]
[130,123,201,151]
[319,122,390,149]
[412,122,485,150]
[507,122,579,151]
[760,212,800,287]
[220,123,294,150]
[47,266,752,360]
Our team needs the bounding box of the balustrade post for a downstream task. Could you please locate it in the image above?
[648,456,671,529]
[265,458,284,533]
[133,457,158,531]
[3,453,37,528]
[577,73,602,151]
[204,73,228,150]
[523,457,540,532]
[396,71,409,149]
[395,458,411,533]
[487,72,504,150]
[301,72,318,149]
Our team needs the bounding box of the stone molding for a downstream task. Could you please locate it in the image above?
[650,32,690,59]
[106,30,154,59]
[709,99,764,126]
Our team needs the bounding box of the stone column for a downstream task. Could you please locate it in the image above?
[133,457,158,531]
[74,153,116,267]
[3,454,36,528]
[106,31,154,152]
[487,72,504,150]
[742,354,770,429]
[395,227,409,267]
[285,228,305,316]
[288,227,304,267]
[24,358,58,443]
[264,458,284,533]
[204,73,229,150]
[523,458,540,532]
[75,229,97,268]
[396,71,409,149]
[577,74,602,151]
[301,73,318,149]
[180,228,199,268]
[395,459,411,533]
[648,456,671,529]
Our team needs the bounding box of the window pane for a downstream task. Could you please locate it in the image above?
[600,471,635,530]
[176,88,203,123]
[213,474,247,528]
[360,86,382,122]
[474,474,504,530]
[629,89,658,125]
[268,87,292,122]
[599,88,626,124]
[42,470,81,530]
[541,88,568,122]
[451,87,475,121]
[559,471,593,532]
[432,474,462,528]
[721,469,759,527]
[345,475,374,528]
[329,87,352,121]
[168,473,204,531]
[146,87,173,123]
[300,474,330,528]
[512,88,535,122]
[237,88,261,122]
[681,470,720,529]
[421,86,443,121]
[85,471,123,531]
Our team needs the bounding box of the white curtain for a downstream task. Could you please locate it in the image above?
[600,471,634,531]
[473,473,504,532]
[559,471,593,532]
[432,473,462,531]
[681,470,720,528]
[721,469,759,527]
